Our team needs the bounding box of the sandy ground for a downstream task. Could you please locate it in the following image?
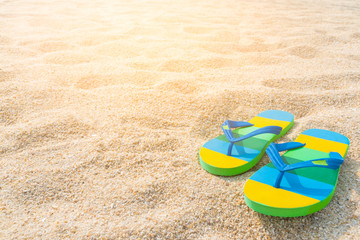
[0,0,359,239]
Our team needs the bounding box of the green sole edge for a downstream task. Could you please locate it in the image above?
[244,184,337,217]
[199,120,294,176]
[199,150,265,176]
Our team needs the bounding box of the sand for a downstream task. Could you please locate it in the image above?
[0,0,359,239]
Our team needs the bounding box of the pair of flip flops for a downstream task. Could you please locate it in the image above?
[199,110,349,217]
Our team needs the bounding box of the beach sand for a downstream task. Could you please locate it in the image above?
[1,0,359,239]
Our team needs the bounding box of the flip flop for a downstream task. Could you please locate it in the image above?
[199,110,294,176]
[244,129,349,217]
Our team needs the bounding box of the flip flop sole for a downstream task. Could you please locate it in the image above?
[244,129,349,217]
[199,110,294,176]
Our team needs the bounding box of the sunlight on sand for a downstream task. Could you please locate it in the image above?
[1,0,360,239]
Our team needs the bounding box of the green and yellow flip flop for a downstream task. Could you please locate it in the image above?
[199,110,294,176]
[244,129,349,217]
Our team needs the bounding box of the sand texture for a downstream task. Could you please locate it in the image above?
[1,0,360,239]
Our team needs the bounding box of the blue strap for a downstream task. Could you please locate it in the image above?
[221,120,253,142]
[266,142,287,170]
[266,142,344,188]
[275,142,306,152]
[227,120,254,129]
[221,120,282,156]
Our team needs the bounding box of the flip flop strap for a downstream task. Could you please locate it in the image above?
[266,142,344,188]
[221,120,282,156]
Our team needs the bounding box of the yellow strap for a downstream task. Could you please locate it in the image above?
[200,147,248,168]
[244,179,320,208]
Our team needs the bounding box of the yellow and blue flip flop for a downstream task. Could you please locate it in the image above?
[199,110,294,176]
[244,129,349,217]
